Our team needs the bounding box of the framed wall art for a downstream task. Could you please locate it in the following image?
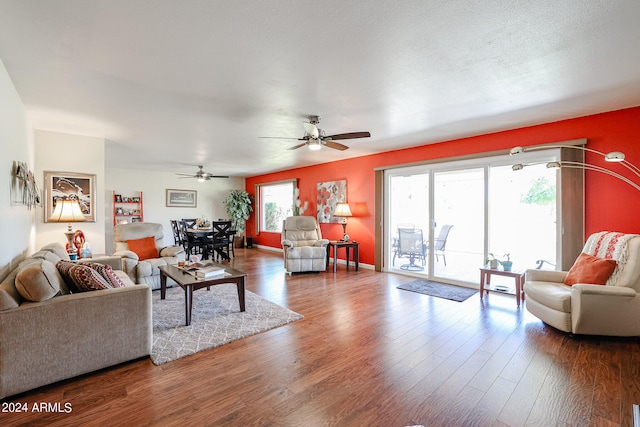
[317,179,347,223]
[166,189,197,207]
[44,171,96,222]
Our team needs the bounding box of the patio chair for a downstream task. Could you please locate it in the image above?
[392,224,415,265]
[397,228,425,271]
[426,224,453,266]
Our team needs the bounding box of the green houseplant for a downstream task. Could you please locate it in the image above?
[502,253,513,271]
[224,190,253,247]
[485,253,501,270]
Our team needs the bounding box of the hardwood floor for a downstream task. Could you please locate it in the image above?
[3,249,640,426]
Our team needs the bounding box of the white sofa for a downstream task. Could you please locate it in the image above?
[0,243,151,399]
[524,232,640,336]
[281,216,329,273]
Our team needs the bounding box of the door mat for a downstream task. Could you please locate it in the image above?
[397,279,477,302]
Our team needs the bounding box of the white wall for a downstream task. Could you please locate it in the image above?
[34,130,106,253]
[0,60,35,280]
[105,167,245,253]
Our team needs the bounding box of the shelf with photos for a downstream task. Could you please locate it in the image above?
[113,191,144,225]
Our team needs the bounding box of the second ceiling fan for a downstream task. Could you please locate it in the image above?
[175,165,228,182]
[263,115,371,151]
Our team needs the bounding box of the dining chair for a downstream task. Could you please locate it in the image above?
[219,218,236,258]
[170,220,185,247]
[209,220,233,261]
[179,219,207,257]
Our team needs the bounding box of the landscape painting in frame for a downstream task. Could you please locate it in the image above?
[317,180,347,223]
[166,189,197,207]
[44,171,96,222]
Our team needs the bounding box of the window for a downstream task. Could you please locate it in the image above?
[258,181,295,232]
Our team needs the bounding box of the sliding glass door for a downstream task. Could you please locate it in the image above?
[384,151,559,285]
[432,168,485,283]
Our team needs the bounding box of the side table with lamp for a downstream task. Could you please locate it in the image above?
[326,202,360,272]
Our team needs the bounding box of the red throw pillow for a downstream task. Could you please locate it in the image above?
[127,236,158,261]
[564,253,617,286]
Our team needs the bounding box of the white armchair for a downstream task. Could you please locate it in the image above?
[113,222,186,289]
[281,216,329,273]
[524,231,640,336]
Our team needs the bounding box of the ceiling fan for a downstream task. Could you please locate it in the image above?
[175,165,228,182]
[262,115,371,151]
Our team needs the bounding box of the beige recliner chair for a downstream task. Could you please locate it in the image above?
[281,216,329,273]
[113,222,186,289]
[524,231,640,336]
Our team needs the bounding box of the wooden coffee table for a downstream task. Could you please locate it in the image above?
[159,263,247,326]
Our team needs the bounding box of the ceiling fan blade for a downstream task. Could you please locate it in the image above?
[207,175,229,179]
[288,142,307,150]
[175,173,196,177]
[303,122,319,139]
[325,131,371,141]
[323,140,349,151]
[259,136,302,140]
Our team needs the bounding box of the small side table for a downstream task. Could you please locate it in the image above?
[479,268,525,306]
[326,241,360,273]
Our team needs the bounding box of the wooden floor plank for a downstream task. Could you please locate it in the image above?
[1,249,639,426]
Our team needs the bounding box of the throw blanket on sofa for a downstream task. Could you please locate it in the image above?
[583,231,640,286]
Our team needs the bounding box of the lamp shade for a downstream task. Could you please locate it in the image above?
[333,202,352,217]
[49,199,86,223]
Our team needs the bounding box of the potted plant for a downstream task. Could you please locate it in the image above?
[502,253,513,271]
[485,253,501,270]
[223,190,253,248]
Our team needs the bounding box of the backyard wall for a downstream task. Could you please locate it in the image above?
[245,106,640,266]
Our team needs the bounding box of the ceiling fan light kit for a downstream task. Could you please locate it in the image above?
[263,115,371,151]
[175,165,228,181]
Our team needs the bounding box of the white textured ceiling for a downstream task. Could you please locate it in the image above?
[2,0,640,177]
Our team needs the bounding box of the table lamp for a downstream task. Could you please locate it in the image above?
[48,199,86,256]
[333,202,353,242]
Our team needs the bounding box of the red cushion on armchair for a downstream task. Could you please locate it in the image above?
[564,253,617,286]
[127,236,158,261]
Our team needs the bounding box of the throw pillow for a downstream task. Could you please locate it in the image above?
[56,260,77,291]
[15,259,63,301]
[564,253,617,286]
[56,261,111,292]
[127,236,158,261]
[84,262,126,288]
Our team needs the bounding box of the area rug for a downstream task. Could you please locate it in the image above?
[151,284,303,365]
[397,279,478,302]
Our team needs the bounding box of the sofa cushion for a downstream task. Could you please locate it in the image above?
[564,253,617,286]
[127,236,158,261]
[31,250,62,264]
[30,250,72,295]
[15,258,63,302]
[0,269,22,310]
[525,280,572,313]
[39,242,71,261]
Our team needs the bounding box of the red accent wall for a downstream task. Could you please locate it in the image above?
[246,106,640,265]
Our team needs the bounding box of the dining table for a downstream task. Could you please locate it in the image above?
[186,227,233,261]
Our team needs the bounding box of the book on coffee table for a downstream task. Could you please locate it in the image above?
[194,265,225,279]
